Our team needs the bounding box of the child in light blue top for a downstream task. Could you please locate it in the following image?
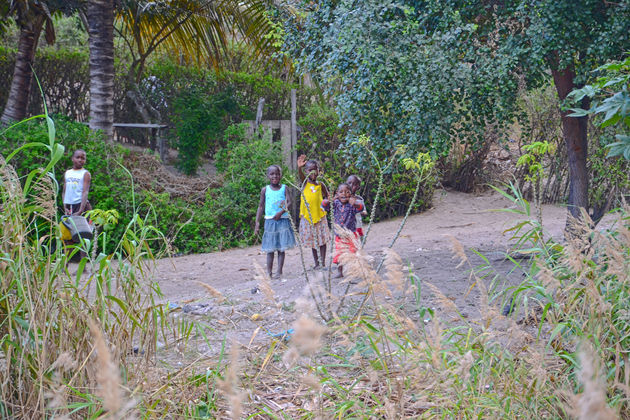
[255,165,296,278]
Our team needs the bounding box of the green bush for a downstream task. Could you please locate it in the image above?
[148,123,285,253]
[172,85,239,175]
[0,46,90,120]
[0,116,134,251]
[298,103,435,222]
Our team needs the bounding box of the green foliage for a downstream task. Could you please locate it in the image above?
[285,0,517,159]
[148,123,285,253]
[0,111,165,419]
[298,103,436,221]
[0,46,90,120]
[569,55,630,160]
[172,85,238,175]
[495,185,630,416]
[0,116,134,251]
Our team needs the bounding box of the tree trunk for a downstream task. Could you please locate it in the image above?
[552,66,589,220]
[0,16,44,124]
[88,0,115,140]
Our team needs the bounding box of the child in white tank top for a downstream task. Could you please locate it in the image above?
[62,149,92,215]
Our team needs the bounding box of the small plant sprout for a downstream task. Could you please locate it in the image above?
[517,141,555,239]
[85,208,120,256]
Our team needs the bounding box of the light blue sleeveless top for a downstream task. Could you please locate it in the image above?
[265,185,288,219]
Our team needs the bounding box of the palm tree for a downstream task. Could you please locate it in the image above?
[0,0,56,124]
[115,0,277,123]
[87,0,114,139]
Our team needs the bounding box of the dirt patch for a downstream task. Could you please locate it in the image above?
[148,189,572,360]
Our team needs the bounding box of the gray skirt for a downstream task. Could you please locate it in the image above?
[261,218,296,253]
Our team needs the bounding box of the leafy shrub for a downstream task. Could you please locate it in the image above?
[0,113,164,419]
[298,103,436,221]
[0,116,134,251]
[148,123,285,253]
[0,46,90,121]
[172,85,239,175]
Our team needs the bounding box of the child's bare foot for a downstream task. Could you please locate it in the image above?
[273,272,283,279]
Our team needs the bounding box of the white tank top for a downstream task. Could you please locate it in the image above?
[64,168,87,204]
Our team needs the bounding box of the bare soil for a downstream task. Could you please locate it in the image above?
[149,189,570,360]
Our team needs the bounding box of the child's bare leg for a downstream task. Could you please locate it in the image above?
[277,251,285,275]
[311,248,319,267]
[319,245,326,267]
[266,252,274,277]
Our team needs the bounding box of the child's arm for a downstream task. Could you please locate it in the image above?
[273,187,290,220]
[254,186,266,235]
[62,173,70,215]
[349,196,363,212]
[297,154,306,183]
[77,171,91,215]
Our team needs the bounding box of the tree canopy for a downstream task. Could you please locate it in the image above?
[286,0,630,217]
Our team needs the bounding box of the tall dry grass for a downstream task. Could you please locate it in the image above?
[0,114,169,418]
[168,188,628,418]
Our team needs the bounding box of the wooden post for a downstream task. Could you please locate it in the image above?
[290,89,299,220]
[290,89,297,171]
[255,98,265,129]
[158,128,166,162]
[280,120,292,167]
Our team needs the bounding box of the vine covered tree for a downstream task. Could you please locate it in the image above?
[287,0,630,220]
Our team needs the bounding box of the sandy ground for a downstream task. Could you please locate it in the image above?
[148,189,572,358]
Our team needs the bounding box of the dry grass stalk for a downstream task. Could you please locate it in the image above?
[456,350,474,383]
[383,248,405,292]
[88,319,122,415]
[45,352,77,414]
[0,157,23,203]
[566,344,618,420]
[447,235,467,268]
[301,373,322,392]
[254,262,278,307]
[196,280,226,304]
[218,341,244,420]
[32,169,56,221]
[424,282,458,314]
[290,315,327,358]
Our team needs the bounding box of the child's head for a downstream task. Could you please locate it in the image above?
[304,160,319,182]
[346,175,361,194]
[266,165,282,184]
[72,149,87,169]
[336,183,352,203]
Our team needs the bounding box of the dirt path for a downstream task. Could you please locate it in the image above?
[150,189,570,357]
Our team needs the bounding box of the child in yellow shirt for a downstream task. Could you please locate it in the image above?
[297,155,330,269]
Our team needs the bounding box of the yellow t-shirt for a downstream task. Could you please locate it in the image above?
[300,182,326,224]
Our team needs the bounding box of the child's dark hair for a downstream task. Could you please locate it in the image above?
[305,159,318,169]
[73,149,86,157]
[266,164,282,175]
[337,183,350,192]
[347,174,361,183]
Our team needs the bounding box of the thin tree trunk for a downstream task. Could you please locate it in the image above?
[0,16,44,124]
[88,0,115,140]
[552,66,589,220]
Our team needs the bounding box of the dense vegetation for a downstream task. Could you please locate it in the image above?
[1,2,629,419]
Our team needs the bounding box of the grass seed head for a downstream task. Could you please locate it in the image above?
[196,281,226,304]
[254,262,277,307]
[88,319,122,414]
[570,344,618,420]
[447,235,467,268]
